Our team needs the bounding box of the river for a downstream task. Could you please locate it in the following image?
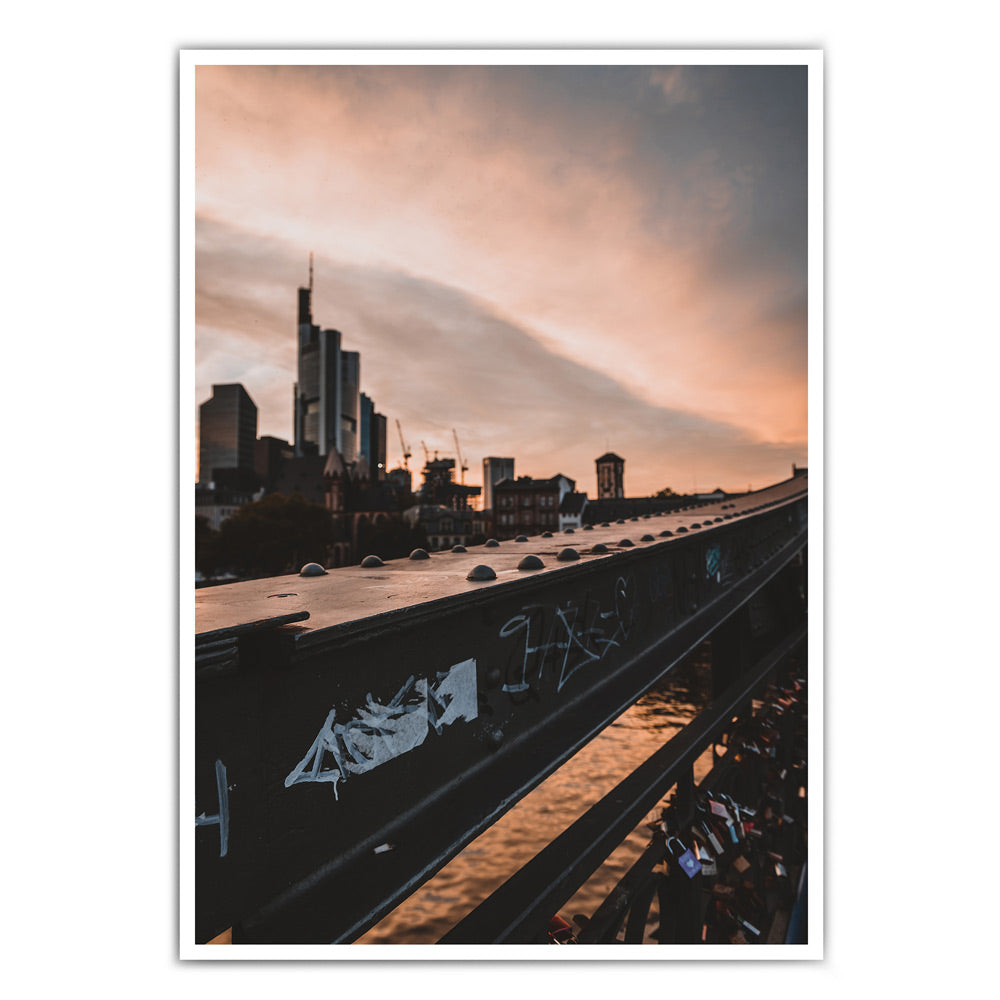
[356,648,715,945]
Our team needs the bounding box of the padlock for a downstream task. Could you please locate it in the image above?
[699,816,726,856]
[707,795,740,845]
[692,838,718,878]
[720,794,745,839]
[696,803,727,855]
[666,836,702,879]
[707,796,733,822]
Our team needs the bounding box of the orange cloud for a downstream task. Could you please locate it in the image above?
[194,64,808,495]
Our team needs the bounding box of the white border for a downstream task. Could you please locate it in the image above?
[180,48,822,961]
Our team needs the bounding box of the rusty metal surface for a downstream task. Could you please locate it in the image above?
[192,476,807,944]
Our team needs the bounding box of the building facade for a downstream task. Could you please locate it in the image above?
[403,505,489,552]
[492,474,575,538]
[198,383,258,487]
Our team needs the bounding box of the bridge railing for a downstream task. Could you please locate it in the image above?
[193,484,808,945]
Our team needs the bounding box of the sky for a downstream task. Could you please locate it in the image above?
[194,62,809,497]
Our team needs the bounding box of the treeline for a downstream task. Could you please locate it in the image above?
[196,492,428,580]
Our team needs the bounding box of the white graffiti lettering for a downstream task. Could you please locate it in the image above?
[195,758,230,858]
[500,576,635,694]
[284,658,478,799]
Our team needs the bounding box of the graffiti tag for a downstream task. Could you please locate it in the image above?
[284,658,478,800]
[499,575,636,694]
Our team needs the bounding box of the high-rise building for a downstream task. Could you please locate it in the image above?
[198,383,257,487]
[373,412,388,481]
[293,262,361,460]
[482,457,515,510]
[360,394,375,466]
[360,394,389,481]
[340,350,360,460]
[595,452,625,499]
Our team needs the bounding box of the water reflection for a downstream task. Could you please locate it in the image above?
[357,649,713,944]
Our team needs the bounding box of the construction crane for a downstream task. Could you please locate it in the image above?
[395,419,411,470]
[452,429,468,484]
[421,440,431,465]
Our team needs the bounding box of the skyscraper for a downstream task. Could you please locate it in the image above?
[482,457,515,510]
[340,349,360,461]
[198,383,257,487]
[293,260,361,459]
[360,394,389,481]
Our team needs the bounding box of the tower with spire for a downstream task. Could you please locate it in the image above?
[292,255,360,461]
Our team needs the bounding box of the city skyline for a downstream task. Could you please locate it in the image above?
[195,59,812,496]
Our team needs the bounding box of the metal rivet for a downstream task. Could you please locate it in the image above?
[484,539,499,547]
[360,555,384,568]
[518,555,545,570]
[564,528,575,534]
[452,544,467,553]
[515,535,529,542]
[677,526,688,533]
[556,547,579,561]
[630,517,639,522]
[619,538,634,547]
[641,534,654,542]
[591,543,609,553]
[616,519,626,524]
[659,530,673,537]
[583,524,594,530]
[409,548,430,560]
[467,564,496,581]
[691,523,701,529]
[542,531,553,538]
[601,522,610,527]
[299,563,327,576]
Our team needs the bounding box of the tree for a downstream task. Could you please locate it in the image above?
[356,516,428,562]
[212,493,337,578]
[654,486,679,498]
[195,515,220,577]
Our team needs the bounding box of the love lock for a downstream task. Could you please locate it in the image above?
[666,836,702,879]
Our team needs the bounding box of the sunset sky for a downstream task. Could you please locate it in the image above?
[194,60,811,497]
